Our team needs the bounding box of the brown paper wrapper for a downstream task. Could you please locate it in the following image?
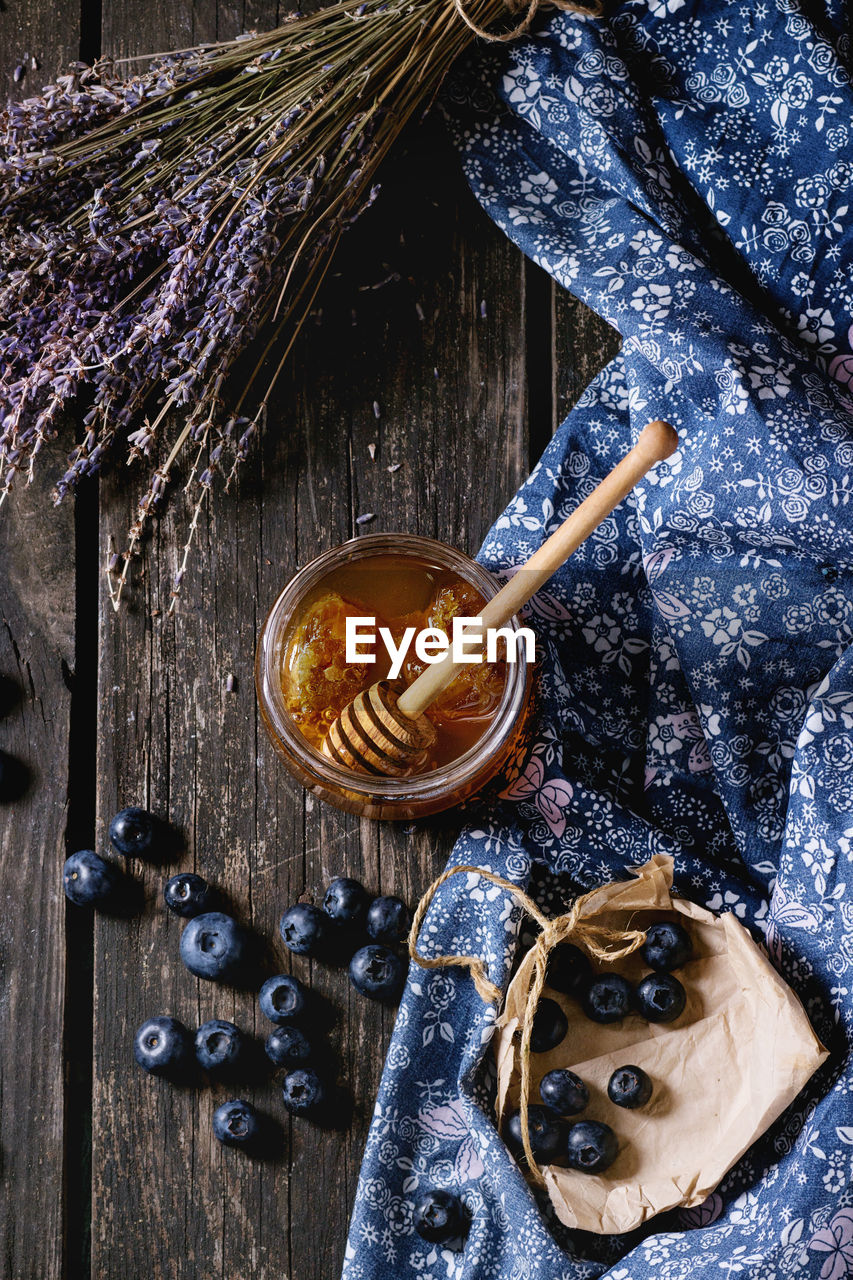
[494,853,828,1235]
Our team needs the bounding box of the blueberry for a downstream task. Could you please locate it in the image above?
[413,1189,466,1244]
[540,1068,589,1116]
[109,806,161,858]
[608,1064,653,1109]
[641,919,692,972]
[212,1099,259,1148]
[546,943,591,998]
[506,1105,566,1163]
[349,944,405,1002]
[63,850,123,909]
[279,903,328,957]
[566,1120,618,1174]
[530,997,568,1053]
[322,876,370,928]
[266,1025,314,1068]
[164,872,213,917]
[281,1067,326,1115]
[635,972,686,1023]
[582,973,633,1024]
[259,974,309,1024]
[194,1019,245,1075]
[366,894,412,946]
[180,912,249,981]
[133,1016,192,1077]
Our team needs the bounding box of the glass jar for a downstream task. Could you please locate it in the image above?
[256,533,531,819]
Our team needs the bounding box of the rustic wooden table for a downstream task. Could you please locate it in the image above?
[0,4,619,1276]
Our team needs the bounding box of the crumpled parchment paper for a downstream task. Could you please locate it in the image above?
[494,853,828,1235]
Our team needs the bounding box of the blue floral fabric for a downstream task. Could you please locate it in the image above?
[342,3,853,1277]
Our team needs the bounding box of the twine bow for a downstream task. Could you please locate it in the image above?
[408,864,647,1185]
[453,0,603,44]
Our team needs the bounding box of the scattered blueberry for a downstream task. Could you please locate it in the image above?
[530,997,568,1053]
[583,973,633,1024]
[212,1099,259,1148]
[641,919,692,972]
[540,1068,589,1116]
[506,1105,566,1163]
[259,974,309,1024]
[566,1120,619,1174]
[322,877,369,928]
[281,1067,326,1115]
[546,943,591,998]
[635,972,686,1023]
[279,903,329,957]
[164,872,214,918]
[413,1189,466,1244]
[109,806,159,858]
[608,1064,653,1109]
[349,944,405,1002]
[133,1016,192,1077]
[63,850,123,909]
[180,912,249,981]
[366,894,412,946]
[266,1025,314,1068]
[194,1019,245,1075]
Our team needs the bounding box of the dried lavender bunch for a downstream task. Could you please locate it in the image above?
[0,0,591,609]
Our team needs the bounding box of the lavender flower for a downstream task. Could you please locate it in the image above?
[0,0,540,608]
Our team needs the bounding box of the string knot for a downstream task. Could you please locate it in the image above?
[453,0,602,45]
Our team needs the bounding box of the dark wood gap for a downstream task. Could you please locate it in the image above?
[79,0,103,64]
[62,479,99,1280]
[62,14,103,1280]
[524,259,556,469]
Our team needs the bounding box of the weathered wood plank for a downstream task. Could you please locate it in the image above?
[92,2,286,1270]
[553,287,622,428]
[288,121,531,1280]
[0,450,77,1280]
[0,437,78,1280]
[0,12,85,1278]
[91,7,531,1280]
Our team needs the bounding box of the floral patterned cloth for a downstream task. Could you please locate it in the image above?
[342,3,853,1277]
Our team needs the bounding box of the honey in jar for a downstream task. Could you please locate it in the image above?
[282,554,507,772]
[256,533,531,819]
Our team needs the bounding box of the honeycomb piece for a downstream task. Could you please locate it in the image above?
[283,592,384,748]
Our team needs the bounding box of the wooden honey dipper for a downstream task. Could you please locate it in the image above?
[323,420,678,776]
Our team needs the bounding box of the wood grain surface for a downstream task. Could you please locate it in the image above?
[0,0,620,1274]
[0,8,87,1279]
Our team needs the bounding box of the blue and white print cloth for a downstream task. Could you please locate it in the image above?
[343,3,853,1277]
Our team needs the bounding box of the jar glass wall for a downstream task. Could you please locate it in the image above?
[256,533,531,819]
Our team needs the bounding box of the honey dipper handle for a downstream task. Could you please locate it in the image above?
[397,420,678,721]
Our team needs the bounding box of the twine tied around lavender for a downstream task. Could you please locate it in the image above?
[408,864,647,1185]
[454,0,602,42]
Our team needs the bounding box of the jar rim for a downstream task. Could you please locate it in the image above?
[256,533,529,803]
